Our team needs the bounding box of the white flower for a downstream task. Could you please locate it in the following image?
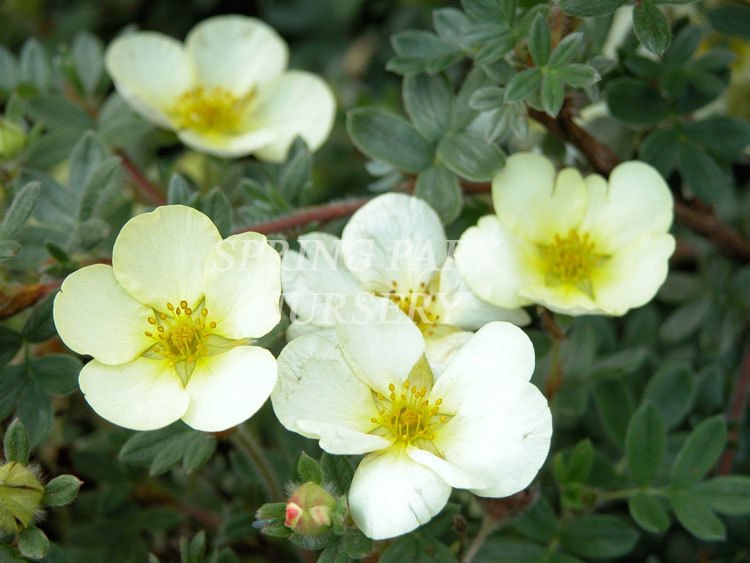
[282,193,529,373]
[105,15,336,161]
[53,205,281,432]
[455,153,675,316]
[271,297,552,540]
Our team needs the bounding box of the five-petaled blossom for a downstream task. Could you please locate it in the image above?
[105,15,335,160]
[282,193,529,373]
[271,296,552,540]
[53,205,281,432]
[455,153,675,316]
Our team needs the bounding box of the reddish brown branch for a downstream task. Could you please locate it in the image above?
[719,347,750,474]
[116,150,167,206]
[527,106,750,262]
[237,198,370,235]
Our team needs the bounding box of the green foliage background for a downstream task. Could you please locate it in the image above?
[1,0,750,561]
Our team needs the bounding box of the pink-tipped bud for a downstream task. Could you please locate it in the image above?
[284,482,336,536]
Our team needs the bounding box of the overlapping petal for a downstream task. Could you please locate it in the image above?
[182,346,277,432]
[53,264,153,365]
[112,205,221,310]
[203,231,281,339]
[348,447,451,540]
[79,358,189,431]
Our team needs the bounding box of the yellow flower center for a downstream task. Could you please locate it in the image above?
[144,300,217,366]
[369,379,448,446]
[540,229,601,291]
[171,87,252,135]
[377,280,441,330]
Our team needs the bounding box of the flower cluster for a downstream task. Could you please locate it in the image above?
[51,13,678,546]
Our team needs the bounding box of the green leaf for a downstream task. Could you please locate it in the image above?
[72,32,104,95]
[685,116,750,161]
[347,108,434,173]
[634,1,671,57]
[167,174,194,205]
[676,141,727,203]
[639,129,679,176]
[201,188,232,237]
[69,131,107,198]
[474,31,516,65]
[663,25,701,67]
[708,5,750,39]
[320,453,354,495]
[659,296,712,342]
[437,132,505,182]
[98,93,153,146]
[555,439,594,485]
[17,526,49,560]
[180,530,206,563]
[549,33,584,68]
[512,495,557,542]
[558,64,600,87]
[415,164,462,223]
[22,292,57,343]
[433,8,472,50]
[4,418,30,464]
[342,529,373,559]
[27,94,95,131]
[15,385,53,447]
[0,327,22,368]
[389,31,461,74]
[505,68,542,102]
[0,366,27,420]
[671,416,727,487]
[561,515,639,559]
[593,380,634,450]
[476,538,546,562]
[74,217,111,251]
[0,240,20,260]
[78,156,120,221]
[0,46,19,92]
[296,452,324,484]
[629,494,670,533]
[279,137,312,201]
[255,502,286,520]
[42,474,83,507]
[643,364,695,429]
[695,476,750,516]
[626,403,665,486]
[0,181,40,240]
[669,492,725,541]
[19,39,51,91]
[318,542,348,563]
[120,423,212,476]
[181,432,217,473]
[403,73,452,143]
[558,0,626,17]
[541,71,564,116]
[468,86,505,111]
[30,354,81,396]
[529,13,551,66]
[607,78,670,125]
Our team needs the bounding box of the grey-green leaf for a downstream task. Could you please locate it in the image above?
[561,515,639,559]
[626,403,665,486]
[541,71,565,116]
[18,526,49,560]
[0,181,40,240]
[4,417,30,464]
[629,494,670,533]
[437,132,505,182]
[42,474,83,507]
[671,415,727,487]
[634,1,672,57]
[669,492,725,541]
[505,68,542,102]
[415,164,462,223]
[403,73,453,143]
[347,108,434,173]
[529,14,551,67]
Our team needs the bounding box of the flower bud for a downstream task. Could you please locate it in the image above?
[284,482,336,536]
[0,119,26,159]
[0,462,44,534]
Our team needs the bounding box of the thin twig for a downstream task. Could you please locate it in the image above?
[115,150,167,206]
[462,513,499,563]
[237,198,370,235]
[527,105,750,262]
[230,424,285,501]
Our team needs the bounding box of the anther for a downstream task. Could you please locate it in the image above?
[144,331,153,337]
[180,300,188,309]
[167,303,175,311]
[148,317,156,325]
[209,321,216,328]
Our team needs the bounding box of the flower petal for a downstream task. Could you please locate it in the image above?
[282,232,363,327]
[424,328,473,378]
[581,161,673,252]
[349,447,451,540]
[53,264,153,365]
[182,346,276,432]
[185,15,288,95]
[335,295,425,396]
[454,215,531,309]
[203,231,281,339]
[105,32,192,129]
[285,322,337,342]
[272,334,379,439]
[593,233,675,316]
[432,322,536,413]
[492,153,587,243]
[176,128,278,159]
[436,377,552,498]
[518,278,603,316]
[408,447,488,490]
[112,205,222,311]
[249,71,336,162]
[297,420,391,456]
[79,358,189,430]
[437,257,530,329]
[342,193,447,293]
